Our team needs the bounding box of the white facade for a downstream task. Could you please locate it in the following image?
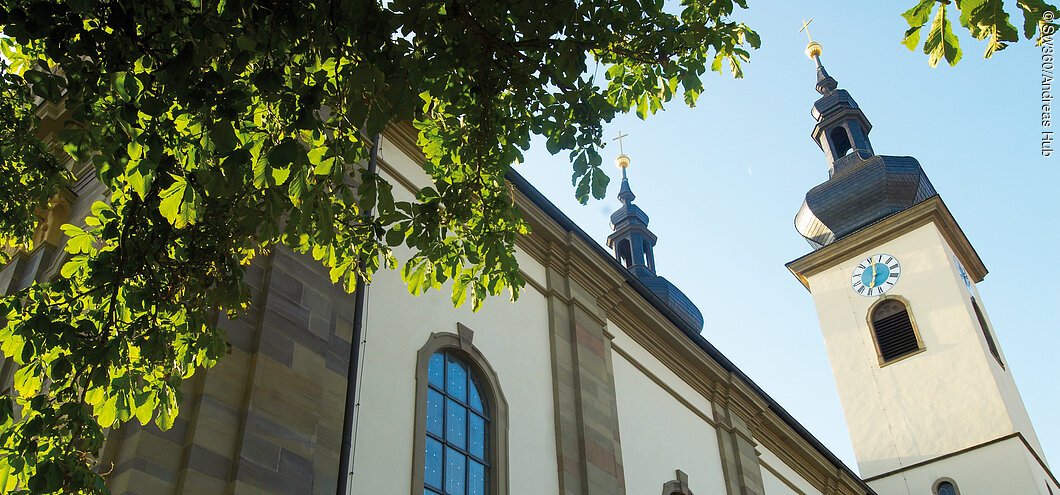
[339,131,857,495]
[799,212,1058,494]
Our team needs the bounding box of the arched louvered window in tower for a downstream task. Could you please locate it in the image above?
[870,299,922,364]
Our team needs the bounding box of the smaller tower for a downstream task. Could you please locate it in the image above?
[607,152,658,276]
[606,145,704,331]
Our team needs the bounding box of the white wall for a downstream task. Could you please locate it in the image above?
[348,138,559,494]
[758,446,823,495]
[609,321,727,494]
[807,222,1046,479]
[867,436,1057,495]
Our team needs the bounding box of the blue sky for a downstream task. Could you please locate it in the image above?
[515,1,1059,471]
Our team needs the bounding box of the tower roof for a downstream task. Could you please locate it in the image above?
[794,37,936,249]
[605,148,704,331]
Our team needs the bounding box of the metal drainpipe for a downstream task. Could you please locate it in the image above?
[336,134,380,495]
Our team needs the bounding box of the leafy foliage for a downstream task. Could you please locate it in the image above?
[0,61,69,262]
[0,0,757,492]
[902,0,1057,66]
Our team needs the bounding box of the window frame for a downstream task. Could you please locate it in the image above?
[411,327,508,495]
[866,295,926,367]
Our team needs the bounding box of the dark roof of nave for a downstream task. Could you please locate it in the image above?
[506,169,876,494]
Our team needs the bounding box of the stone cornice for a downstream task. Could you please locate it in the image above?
[786,196,986,291]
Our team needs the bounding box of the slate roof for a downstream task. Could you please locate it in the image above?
[796,154,937,248]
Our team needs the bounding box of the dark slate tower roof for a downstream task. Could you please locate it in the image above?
[606,154,704,331]
[795,42,937,249]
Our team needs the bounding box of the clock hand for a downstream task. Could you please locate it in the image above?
[869,257,877,288]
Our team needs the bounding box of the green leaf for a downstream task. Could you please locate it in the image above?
[903,0,937,27]
[451,278,469,307]
[159,174,200,228]
[960,0,1019,57]
[114,72,143,102]
[924,4,963,66]
[1017,0,1058,38]
[61,224,94,254]
[97,395,118,428]
[134,391,156,425]
[267,140,302,168]
[58,128,93,163]
[210,121,239,153]
[157,387,179,430]
[14,362,43,397]
[902,25,924,51]
[309,147,336,175]
[590,167,610,200]
[271,166,291,186]
[61,255,87,278]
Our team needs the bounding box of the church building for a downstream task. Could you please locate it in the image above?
[1,34,1056,495]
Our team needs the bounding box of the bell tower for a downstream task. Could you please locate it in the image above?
[786,32,1057,495]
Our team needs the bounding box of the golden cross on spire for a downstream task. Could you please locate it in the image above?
[612,131,629,155]
[799,18,814,43]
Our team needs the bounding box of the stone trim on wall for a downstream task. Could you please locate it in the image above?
[542,246,626,495]
[410,329,510,495]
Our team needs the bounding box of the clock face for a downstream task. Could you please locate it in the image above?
[953,255,973,292]
[851,254,901,296]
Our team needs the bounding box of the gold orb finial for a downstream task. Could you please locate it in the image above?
[611,131,631,171]
[806,40,823,59]
[799,18,823,59]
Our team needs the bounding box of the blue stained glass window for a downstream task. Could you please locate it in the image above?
[446,398,467,449]
[444,446,466,494]
[468,414,485,459]
[428,353,445,387]
[426,390,444,436]
[468,460,486,495]
[423,350,491,495]
[468,378,484,413]
[424,437,443,489]
[446,355,468,402]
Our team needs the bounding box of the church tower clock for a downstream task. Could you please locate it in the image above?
[785,37,1058,495]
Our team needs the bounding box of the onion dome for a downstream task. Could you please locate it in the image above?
[794,40,937,249]
[606,150,704,330]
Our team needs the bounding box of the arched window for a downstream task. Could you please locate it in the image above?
[424,350,490,494]
[870,298,923,364]
[830,126,852,158]
[971,298,1004,368]
[642,239,655,272]
[934,479,959,495]
[413,329,508,495]
[617,239,633,268]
